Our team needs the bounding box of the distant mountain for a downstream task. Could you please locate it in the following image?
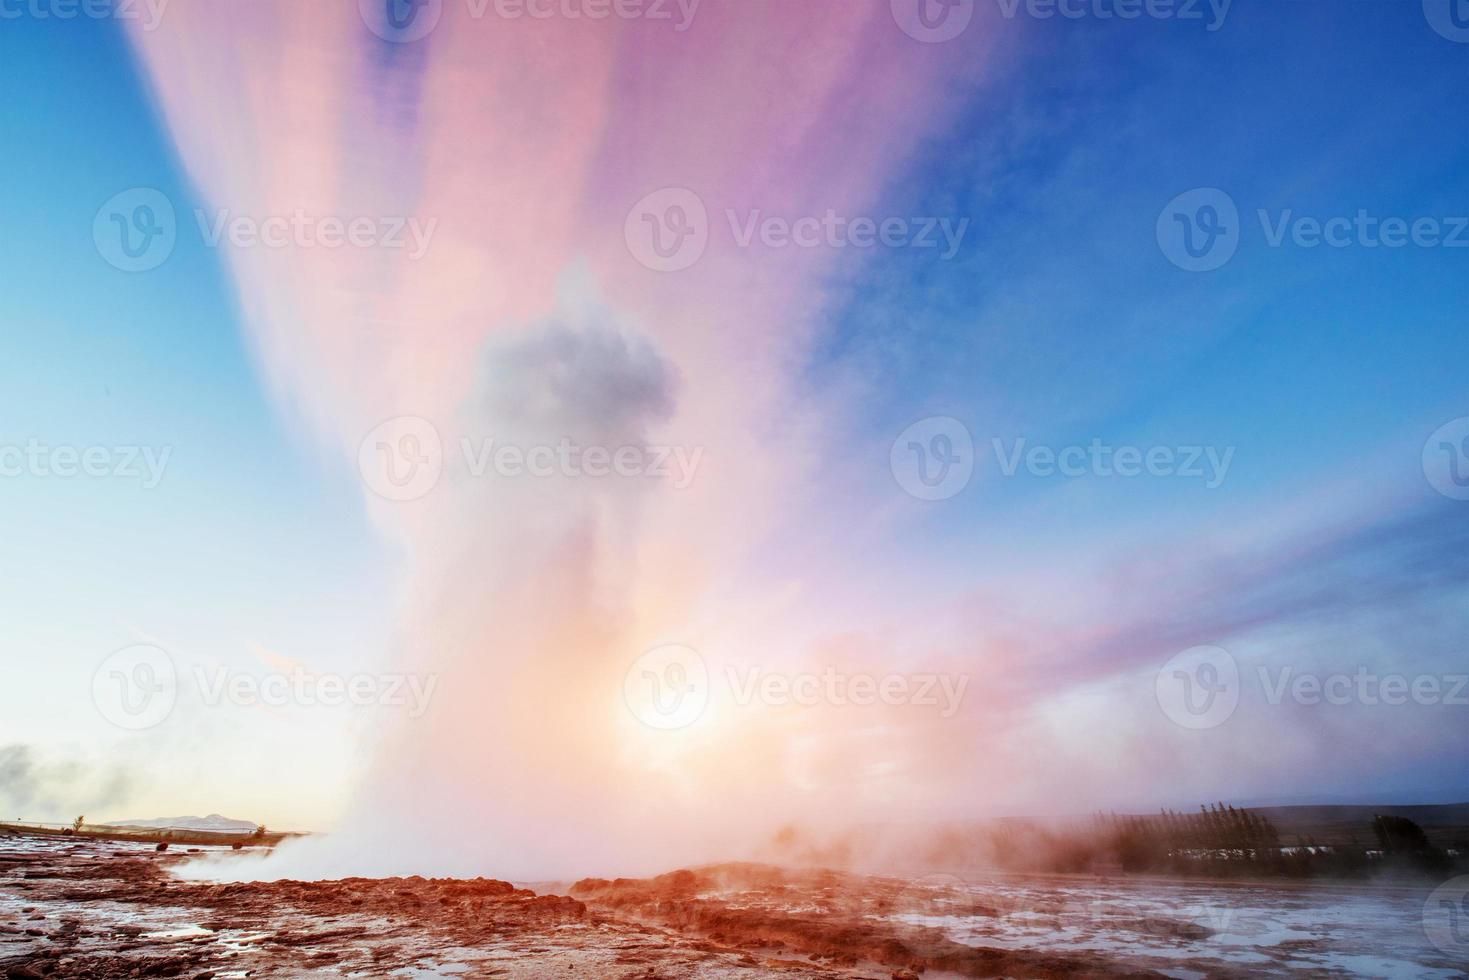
[107,814,258,833]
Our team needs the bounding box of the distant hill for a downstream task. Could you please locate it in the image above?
[1249,803,1469,848]
[107,814,258,834]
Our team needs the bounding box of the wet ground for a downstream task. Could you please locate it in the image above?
[1,833,1463,978]
[570,864,1467,978]
[875,870,1467,978]
[0,835,814,979]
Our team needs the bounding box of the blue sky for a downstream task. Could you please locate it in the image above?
[1,12,394,824]
[814,0,1469,806]
[810,0,1469,583]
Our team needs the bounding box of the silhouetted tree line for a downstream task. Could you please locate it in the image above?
[1086,803,1307,875]
[1095,803,1280,859]
[1370,814,1456,872]
[980,803,1466,880]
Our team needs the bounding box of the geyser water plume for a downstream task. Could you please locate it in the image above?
[124,0,995,881]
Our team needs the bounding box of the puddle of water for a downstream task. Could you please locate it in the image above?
[142,924,216,940]
[388,965,472,978]
[217,930,273,952]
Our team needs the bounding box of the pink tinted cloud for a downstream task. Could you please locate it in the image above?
[124,3,1007,877]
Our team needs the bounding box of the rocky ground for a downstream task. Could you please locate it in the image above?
[0,833,1187,979]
